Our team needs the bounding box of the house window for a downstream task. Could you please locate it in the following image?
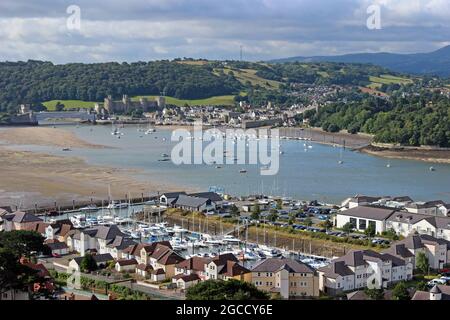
[368,220,376,231]
[359,219,367,230]
[350,218,357,228]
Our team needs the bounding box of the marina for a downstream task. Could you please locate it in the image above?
[45,201,331,270]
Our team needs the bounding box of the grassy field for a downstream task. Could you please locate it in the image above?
[43,94,237,110]
[368,74,413,89]
[131,95,236,106]
[43,100,97,110]
[175,60,209,66]
[214,67,282,90]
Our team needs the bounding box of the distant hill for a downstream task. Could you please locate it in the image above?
[271,46,450,77]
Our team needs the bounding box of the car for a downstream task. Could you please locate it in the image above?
[427,278,447,287]
[440,276,450,284]
[52,253,61,258]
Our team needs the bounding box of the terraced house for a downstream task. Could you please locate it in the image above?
[318,249,412,296]
[251,258,319,299]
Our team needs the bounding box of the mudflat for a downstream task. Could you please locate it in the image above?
[0,127,185,209]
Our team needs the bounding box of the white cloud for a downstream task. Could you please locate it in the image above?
[0,0,448,62]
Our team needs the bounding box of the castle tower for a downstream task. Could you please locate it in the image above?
[104,95,113,113]
[122,95,131,112]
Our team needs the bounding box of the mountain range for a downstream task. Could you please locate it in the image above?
[271,45,450,77]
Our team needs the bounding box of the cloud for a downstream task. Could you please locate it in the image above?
[0,0,448,63]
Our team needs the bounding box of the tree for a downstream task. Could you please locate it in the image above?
[0,231,49,258]
[186,279,269,300]
[364,287,385,300]
[267,212,278,222]
[54,101,65,111]
[80,254,98,273]
[416,251,429,275]
[230,205,240,217]
[365,223,376,238]
[275,199,283,210]
[392,281,410,300]
[342,222,353,234]
[319,219,333,230]
[304,217,313,227]
[250,204,261,220]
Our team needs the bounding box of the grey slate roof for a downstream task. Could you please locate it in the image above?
[339,206,396,221]
[252,258,314,273]
[175,195,210,208]
[189,192,223,202]
[4,211,43,223]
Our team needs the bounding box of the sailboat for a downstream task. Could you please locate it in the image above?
[338,147,344,164]
[386,161,391,168]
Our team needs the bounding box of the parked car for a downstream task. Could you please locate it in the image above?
[427,278,447,287]
[439,276,450,284]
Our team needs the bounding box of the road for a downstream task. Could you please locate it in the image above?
[42,256,185,300]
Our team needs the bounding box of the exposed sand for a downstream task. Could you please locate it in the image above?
[359,145,450,164]
[0,127,189,209]
[0,127,106,149]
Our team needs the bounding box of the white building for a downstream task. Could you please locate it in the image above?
[336,206,396,234]
[318,249,412,296]
[386,234,450,270]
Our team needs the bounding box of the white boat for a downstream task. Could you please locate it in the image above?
[172,225,188,234]
[145,128,156,135]
[259,245,282,258]
[98,215,115,225]
[204,239,225,246]
[222,235,241,244]
[238,249,259,261]
[107,201,129,209]
[79,204,98,212]
[70,215,87,228]
[114,217,128,224]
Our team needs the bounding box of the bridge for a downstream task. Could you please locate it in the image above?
[35,111,96,124]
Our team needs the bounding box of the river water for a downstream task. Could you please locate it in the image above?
[7,124,450,203]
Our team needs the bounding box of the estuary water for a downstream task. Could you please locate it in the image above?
[9,124,450,204]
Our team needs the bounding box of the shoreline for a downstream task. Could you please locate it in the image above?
[0,127,196,209]
[358,144,450,164]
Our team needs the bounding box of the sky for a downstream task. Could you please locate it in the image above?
[0,0,449,63]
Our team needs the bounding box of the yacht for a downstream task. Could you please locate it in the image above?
[107,201,129,209]
[79,204,98,212]
[98,215,115,225]
[86,216,98,226]
[222,235,241,245]
[70,215,87,229]
[259,245,282,258]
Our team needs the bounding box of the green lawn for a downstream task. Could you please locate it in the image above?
[131,95,236,106]
[43,100,97,110]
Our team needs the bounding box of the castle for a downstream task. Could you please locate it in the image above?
[95,95,165,114]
